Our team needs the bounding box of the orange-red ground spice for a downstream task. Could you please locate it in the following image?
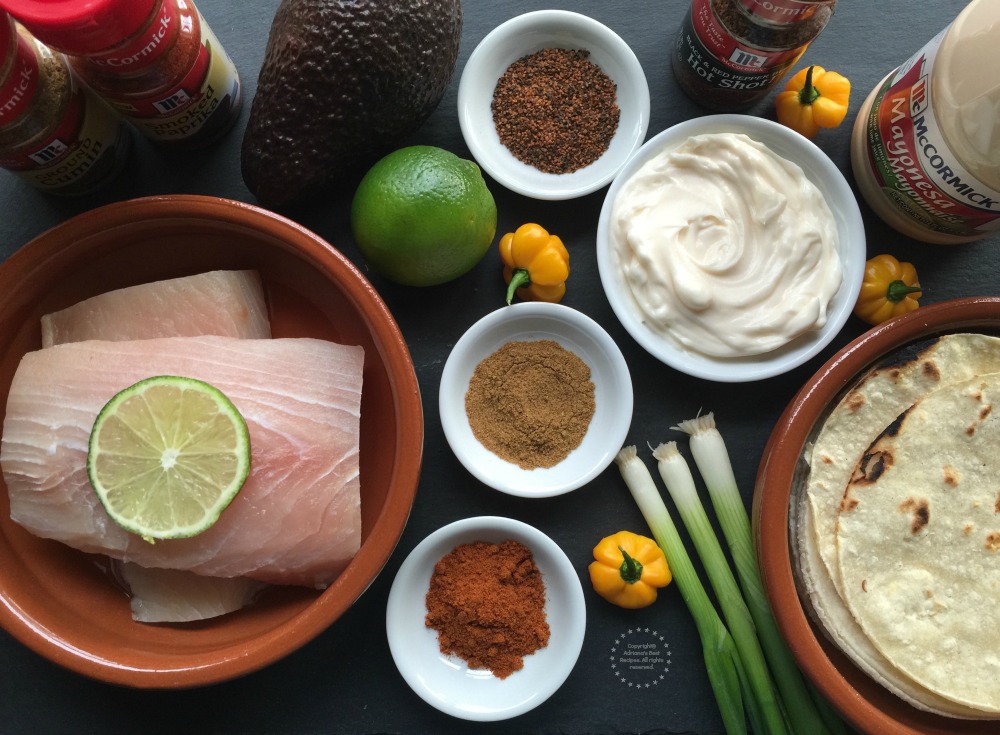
[424,539,550,679]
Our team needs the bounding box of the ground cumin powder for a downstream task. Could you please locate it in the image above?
[424,540,550,679]
[465,339,595,470]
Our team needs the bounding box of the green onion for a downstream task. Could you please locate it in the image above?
[614,446,747,735]
[674,413,845,735]
[652,441,788,735]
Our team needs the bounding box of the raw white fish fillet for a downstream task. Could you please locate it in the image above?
[40,270,272,347]
[117,562,267,623]
[1,336,364,588]
[40,271,278,621]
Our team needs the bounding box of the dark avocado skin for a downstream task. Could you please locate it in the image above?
[241,0,463,209]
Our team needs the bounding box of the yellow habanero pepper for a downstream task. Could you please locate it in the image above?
[588,530,672,609]
[853,254,923,325]
[499,222,570,304]
[775,65,851,139]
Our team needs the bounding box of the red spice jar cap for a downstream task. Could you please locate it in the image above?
[0,0,158,54]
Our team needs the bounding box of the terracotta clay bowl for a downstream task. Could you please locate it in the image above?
[0,195,423,688]
[753,297,1000,735]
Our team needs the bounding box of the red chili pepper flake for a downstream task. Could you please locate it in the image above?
[491,47,620,174]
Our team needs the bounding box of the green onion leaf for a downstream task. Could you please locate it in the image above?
[674,413,846,735]
[652,441,788,735]
[614,446,747,735]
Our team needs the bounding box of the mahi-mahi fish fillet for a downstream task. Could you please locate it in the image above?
[1,336,363,588]
[39,270,276,621]
[40,270,272,347]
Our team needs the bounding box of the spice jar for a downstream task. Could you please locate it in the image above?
[0,0,242,148]
[672,0,837,111]
[851,0,1000,244]
[0,12,130,195]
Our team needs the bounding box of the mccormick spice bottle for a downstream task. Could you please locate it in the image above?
[672,0,836,111]
[0,0,242,149]
[0,12,130,195]
[851,0,1000,244]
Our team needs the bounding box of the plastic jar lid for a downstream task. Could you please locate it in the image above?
[0,0,157,54]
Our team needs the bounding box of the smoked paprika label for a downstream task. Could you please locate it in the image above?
[92,1,241,144]
[676,0,805,95]
[137,21,241,143]
[858,34,1000,240]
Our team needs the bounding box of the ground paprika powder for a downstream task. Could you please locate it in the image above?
[425,539,550,679]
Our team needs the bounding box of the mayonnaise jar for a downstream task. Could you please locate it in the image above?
[609,132,842,358]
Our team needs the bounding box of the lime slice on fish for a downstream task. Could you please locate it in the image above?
[87,376,251,543]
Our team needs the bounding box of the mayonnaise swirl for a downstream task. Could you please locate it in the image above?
[610,132,842,358]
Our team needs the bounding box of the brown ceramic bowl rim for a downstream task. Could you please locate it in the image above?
[0,194,424,687]
[754,296,1000,735]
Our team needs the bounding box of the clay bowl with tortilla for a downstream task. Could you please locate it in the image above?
[0,195,423,688]
[753,296,1000,735]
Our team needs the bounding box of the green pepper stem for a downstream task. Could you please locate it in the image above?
[618,545,645,584]
[505,269,532,304]
[798,65,821,106]
[886,279,922,303]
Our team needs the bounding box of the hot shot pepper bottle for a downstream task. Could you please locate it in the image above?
[0,0,242,148]
[851,0,1000,244]
[0,11,130,194]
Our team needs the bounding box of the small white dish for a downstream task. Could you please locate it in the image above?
[596,114,867,383]
[457,10,650,200]
[385,516,586,721]
[439,302,632,497]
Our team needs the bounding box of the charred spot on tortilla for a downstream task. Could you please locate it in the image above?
[851,448,894,485]
[965,523,975,535]
[898,497,930,535]
[920,358,942,383]
[840,492,860,513]
[845,390,866,413]
[942,465,960,487]
[986,532,1000,552]
[994,492,1000,513]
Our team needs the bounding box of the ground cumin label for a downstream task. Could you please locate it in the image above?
[424,539,550,679]
[465,338,596,470]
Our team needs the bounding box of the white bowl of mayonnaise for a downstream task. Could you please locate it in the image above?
[596,114,865,382]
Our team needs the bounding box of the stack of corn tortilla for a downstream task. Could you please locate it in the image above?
[794,332,1000,719]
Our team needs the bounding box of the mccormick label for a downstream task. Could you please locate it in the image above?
[859,29,1000,239]
[0,81,130,195]
[93,0,240,144]
[0,34,40,125]
[677,0,806,94]
[736,0,819,25]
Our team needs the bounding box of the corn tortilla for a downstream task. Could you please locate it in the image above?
[796,333,1000,718]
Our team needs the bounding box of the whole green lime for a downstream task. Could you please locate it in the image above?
[351,146,497,287]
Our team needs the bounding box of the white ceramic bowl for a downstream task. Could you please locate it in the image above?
[457,10,650,200]
[385,516,586,721]
[596,114,866,383]
[439,302,632,497]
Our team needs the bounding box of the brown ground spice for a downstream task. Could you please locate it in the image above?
[465,339,595,470]
[424,540,550,679]
[491,47,619,174]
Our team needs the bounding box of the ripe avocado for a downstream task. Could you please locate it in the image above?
[241,0,463,208]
